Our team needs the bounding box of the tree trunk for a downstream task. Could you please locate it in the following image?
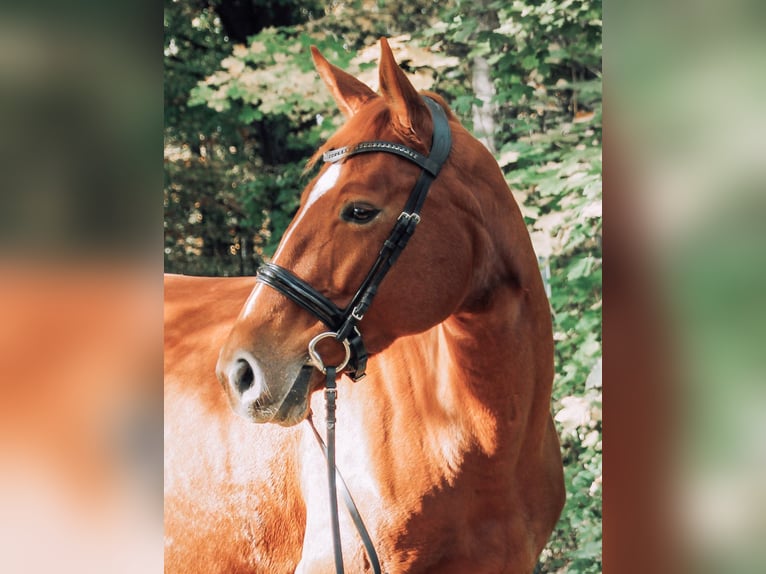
[470,8,500,154]
[471,55,497,153]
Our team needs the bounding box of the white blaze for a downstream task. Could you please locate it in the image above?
[242,163,343,318]
[306,162,342,209]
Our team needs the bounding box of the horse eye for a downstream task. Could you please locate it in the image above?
[341,203,381,224]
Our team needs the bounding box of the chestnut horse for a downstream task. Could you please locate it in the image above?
[164,39,564,573]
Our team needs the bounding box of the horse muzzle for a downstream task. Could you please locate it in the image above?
[216,350,314,426]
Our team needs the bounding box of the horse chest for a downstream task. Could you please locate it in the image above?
[297,392,518,573]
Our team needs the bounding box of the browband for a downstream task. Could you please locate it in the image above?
[323,141,441,176]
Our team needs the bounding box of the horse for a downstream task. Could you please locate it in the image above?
[164,38,564,573]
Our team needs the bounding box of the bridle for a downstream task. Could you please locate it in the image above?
[255,96,452,574]
[256,96,451,381]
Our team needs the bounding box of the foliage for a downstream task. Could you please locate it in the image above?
[164,0,324,275]
[164,0,601,571]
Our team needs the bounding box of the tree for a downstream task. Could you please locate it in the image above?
[164,0,323,275]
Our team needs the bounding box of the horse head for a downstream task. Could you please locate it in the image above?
[216,38,507,426]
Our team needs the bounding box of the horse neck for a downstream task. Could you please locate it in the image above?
[357,236,554,491]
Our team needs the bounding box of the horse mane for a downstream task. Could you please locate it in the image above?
[305,91,456,173]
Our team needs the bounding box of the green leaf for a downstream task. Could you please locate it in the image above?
[451,17,478,43]
[238,107,263,123]
[572,539,602,560]
[521,54,538,70]
[567,256,594,281]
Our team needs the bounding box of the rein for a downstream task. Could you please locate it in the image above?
[305,367,382,574]
[257,96,452,574]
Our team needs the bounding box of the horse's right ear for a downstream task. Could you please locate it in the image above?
[311,46,377,118]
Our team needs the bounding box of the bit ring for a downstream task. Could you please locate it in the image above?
[307,332,351,374]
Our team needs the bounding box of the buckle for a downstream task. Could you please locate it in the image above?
[397,212,421,225]
[351,306,365,321]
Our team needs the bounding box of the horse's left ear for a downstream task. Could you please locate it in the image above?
[311,46,377,118]
[378,37,429,144]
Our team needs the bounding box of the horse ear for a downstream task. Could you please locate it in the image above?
[378,37,428,142]
[311,46,377,118]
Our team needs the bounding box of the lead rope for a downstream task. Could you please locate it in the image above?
[323,366,344,573]
[306,366,382,574]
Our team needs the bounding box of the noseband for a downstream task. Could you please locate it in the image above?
[256,96,452,380]
[255,96,451,574]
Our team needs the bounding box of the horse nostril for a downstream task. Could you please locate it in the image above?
[232,358,255,395]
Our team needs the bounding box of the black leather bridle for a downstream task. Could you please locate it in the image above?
[256,96,452,574]
[256,96,451,381]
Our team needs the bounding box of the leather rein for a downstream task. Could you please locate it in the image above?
[255,96,452,574]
